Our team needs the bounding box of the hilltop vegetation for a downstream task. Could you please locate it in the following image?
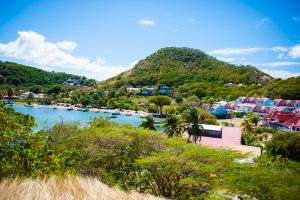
[0,61,96,88]
[103,47,272,88]
[253,76,300,100]
[99,47,300,100]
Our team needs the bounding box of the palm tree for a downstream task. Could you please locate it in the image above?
[183,108,203,144]
[163,114,182,137]
[229,111,235,127]
[140,116,156,130]
[27,93,34,105]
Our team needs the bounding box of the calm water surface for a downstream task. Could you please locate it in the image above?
[11,104,152,129]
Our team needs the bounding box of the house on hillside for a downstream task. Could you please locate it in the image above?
[283,100,300,108]
[207,104,227,117]
[126,87,141,93]
[272,99,284,106]
[236,97,272,106]
[3,95,20,104]
[271,106,294,113]
[159,86,171,95]
[236,97,248,104]
[272,99,300,108]
[256,98,272,106]
[253,106,272,117]
[281,116,300,133]
[225,102,236,110]
[235,103,257,113]
[226,83,235,88]
[143,87,155,95]
[293,109,300,115]
[262,111,298,130]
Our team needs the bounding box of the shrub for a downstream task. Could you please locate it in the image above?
[266,132,300,162]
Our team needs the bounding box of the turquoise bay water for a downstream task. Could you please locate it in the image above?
[11,104,148,129]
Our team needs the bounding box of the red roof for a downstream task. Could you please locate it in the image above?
[282,116,300,127]
[264,111,297,123]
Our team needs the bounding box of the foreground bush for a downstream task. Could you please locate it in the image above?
[266,132,300,162]
[48,121,300,199]
[0,104,77,179]
[0,175,164,200]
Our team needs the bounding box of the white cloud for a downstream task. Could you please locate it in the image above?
[216,57,245,62]
[209,46,288,56]
[292,17,300,21]
[138,19,156,26]
[261,69,300,79]
[0,31,132,80]
[56,41,77,51]
[288,44,300,58]
[209,48,263,55]
[256,61,300,67]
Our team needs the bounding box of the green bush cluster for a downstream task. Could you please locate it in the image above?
[0,104,77,179]
[46,120,300,199]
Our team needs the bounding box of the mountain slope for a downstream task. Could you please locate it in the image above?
[103,47,272,88]
[0,61,95,87]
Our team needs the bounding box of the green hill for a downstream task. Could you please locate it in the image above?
[103,47,272,88]
[0,61,95,87]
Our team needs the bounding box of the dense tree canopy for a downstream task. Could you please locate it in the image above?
[0,60,96,88]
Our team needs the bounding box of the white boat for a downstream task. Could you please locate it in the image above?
[112,111,121,115]
[140,115,146,118]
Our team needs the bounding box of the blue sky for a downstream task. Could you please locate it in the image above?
[0,0,300,80]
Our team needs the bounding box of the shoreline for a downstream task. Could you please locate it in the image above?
[14,103,152,118]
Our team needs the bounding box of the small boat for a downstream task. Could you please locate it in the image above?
[77,108,82,111]
[53,107,57,109]
[82,108,89,112]
[125,113,132,116]
[24,104,34,107]
[67,107,74,111]
[154,121,162,124]
[140,115,146,118]
[112,111,121,115]
[104,111,109,113]
[109,115,117,118]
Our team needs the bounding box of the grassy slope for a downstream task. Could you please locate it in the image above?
[0,175,164,200]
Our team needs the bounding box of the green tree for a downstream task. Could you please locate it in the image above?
[182,108,203,143]
[229,111,235,127]
[140,116,156,130]
[163,114,182,137]
[79,95,91,107]
[0,105,76,178]
[47,86,61,95]
[266,132,300,162]
[29,85,43,93]
[149,96,171,115]
[7,87,14,98]
[27,93,34,105]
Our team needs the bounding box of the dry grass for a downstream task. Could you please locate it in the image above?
[0,175,164,200]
